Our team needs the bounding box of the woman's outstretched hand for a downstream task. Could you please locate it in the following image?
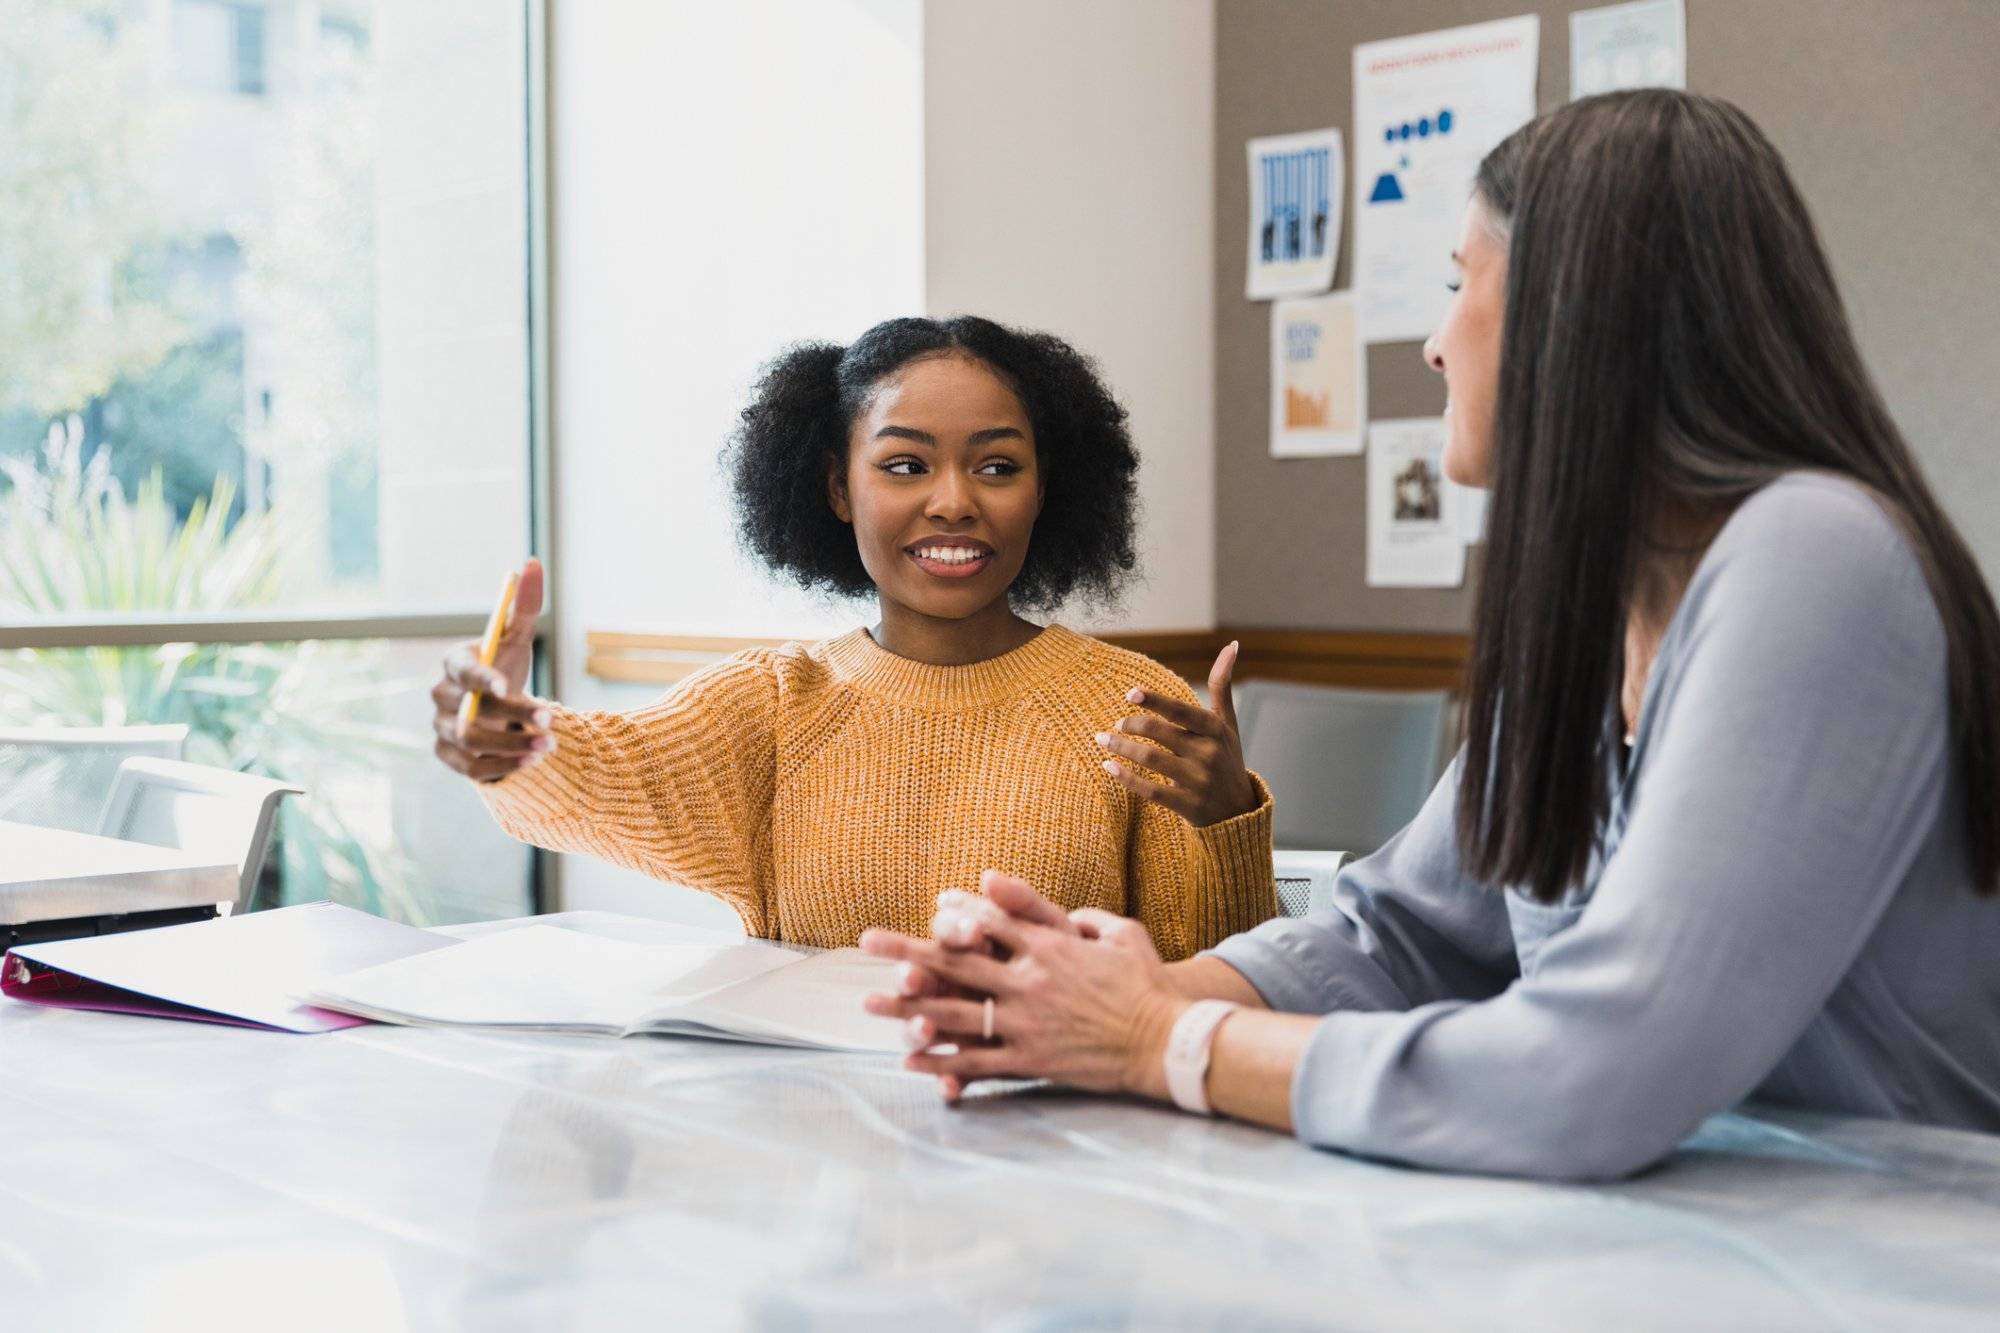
[862,873,1186,1103]
[1096,641,1260,827]
[431,558,554,784]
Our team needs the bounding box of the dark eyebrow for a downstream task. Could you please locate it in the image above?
[873,425,1028,446]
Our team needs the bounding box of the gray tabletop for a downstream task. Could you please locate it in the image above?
[0,819,237,923]
[4,1000,1999,1331]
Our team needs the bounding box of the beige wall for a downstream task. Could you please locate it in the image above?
[1215,0,2000,631]
[925,0,1218,632]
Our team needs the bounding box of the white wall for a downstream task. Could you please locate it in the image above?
[548,0,925,921]
[923,0,1217,633]
[545,0,1218,918]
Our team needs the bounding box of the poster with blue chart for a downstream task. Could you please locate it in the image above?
[1246,128,1342,299]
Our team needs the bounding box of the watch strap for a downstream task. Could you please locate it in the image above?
[1164,999,1239,1115]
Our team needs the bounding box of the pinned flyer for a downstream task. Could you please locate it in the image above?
[1571,0,1686,100]
[1353,16,1539,343]
[1270,292,1364,457]
[1452,481,1490,545]
[1367,418,1467,588]
[1246,128,1343,299]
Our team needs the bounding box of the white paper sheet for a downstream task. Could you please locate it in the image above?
[1451,479,1490,544]
[1245,128,1343,299]
[1367,417,1468,587]
[1571,0,1685,100]
[307,923,904,1052]
[7,901,455,1033]
[1270,291,1364,457]
[1352,16,1540,344]
[307,925,799,1032]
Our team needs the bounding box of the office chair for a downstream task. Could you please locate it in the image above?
[1235,679,1450,856]
[96,757,305,914]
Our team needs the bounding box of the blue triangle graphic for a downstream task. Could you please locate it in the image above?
[1368,172,1405,203]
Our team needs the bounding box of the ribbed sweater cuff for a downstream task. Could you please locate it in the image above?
[476,705,597,833]
[1186,772,1276,943]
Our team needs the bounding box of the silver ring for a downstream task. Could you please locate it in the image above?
[981,996,995,1042]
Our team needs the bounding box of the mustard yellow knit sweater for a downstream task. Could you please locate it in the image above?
[479,625,1276,959]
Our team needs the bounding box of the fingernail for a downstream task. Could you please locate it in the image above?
[1094,732,1111,747]
[1126,688,1144,704]
[531,735,553,751]
[899,962,921,994]
[531,709,552,728]
[1103,759,1121,777]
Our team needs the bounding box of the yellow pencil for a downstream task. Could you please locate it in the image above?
[457,570,520,736]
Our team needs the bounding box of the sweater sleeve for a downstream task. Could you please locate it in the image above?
[1123,671,1279,960]
[477,650,782,935]
[1279,479,1953,1180]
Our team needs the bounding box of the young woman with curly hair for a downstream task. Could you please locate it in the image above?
[430,316,1276,956]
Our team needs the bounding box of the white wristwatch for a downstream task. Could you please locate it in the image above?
[1164,999,1239,1115]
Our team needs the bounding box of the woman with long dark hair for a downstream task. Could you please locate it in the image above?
[861,90,2000,1180]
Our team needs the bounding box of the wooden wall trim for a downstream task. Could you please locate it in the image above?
[586,627,1468,693]
[584,632,790,686]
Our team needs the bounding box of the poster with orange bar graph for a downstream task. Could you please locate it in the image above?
[1270,291,1364,457]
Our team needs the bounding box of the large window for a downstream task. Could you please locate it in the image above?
[0,0,544,923]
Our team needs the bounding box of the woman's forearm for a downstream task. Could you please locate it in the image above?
[1202,1010,1320,1132]
[1154,958,1315,1132]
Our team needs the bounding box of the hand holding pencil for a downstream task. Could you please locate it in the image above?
[432,558,555,784]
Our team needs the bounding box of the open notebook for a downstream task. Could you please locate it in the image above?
[305,923,905,1053]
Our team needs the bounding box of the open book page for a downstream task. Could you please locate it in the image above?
[304,925,797,1034]
[653,948,905,1053]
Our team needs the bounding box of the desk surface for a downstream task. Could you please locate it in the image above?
[4,1002,1999,1330]
[0,819,236,922]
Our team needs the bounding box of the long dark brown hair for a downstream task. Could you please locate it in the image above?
[1458,89,2000,902]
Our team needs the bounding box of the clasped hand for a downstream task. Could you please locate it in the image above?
[861,872,1188,1103]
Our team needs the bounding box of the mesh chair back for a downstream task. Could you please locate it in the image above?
[1236,681,1450,855]
[0,725,190,833]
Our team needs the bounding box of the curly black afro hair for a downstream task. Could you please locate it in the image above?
[723,315,1140,611]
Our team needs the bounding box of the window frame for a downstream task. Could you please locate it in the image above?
[0,0,557,912]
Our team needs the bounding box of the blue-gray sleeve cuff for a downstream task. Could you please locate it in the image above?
[1204,929,1327,1014]
[1288,1009,1380,1150]
[1203,914,1409,1016]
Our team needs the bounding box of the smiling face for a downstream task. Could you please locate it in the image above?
[828,352,1043,633]
[1424,193,1509,487]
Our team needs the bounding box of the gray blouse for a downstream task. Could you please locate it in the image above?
[1209,474,2000,1180]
